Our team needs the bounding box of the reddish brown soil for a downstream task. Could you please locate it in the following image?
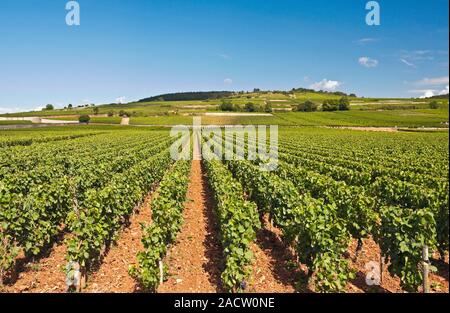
[83,194,155,293]
[247,215,298,293]
[157,160,223,293]
[2,237,68,293]
[346,237,449,293]
[1,193,156,294]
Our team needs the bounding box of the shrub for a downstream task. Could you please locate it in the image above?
[296,100,318,112]
[43,104,54,111]
[338,97,350,111]
[244,102,257,112]
[322,100,339,111]
[429,101,440,109]
[78,115,91,124]
[118,110,130,117]
[219,100,235,111]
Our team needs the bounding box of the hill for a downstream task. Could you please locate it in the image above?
[138,91,234,102]
[428,94,449,100]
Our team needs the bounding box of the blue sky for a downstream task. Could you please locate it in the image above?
[0,0,448,112]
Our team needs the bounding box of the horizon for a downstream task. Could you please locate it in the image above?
[1,0,449,113]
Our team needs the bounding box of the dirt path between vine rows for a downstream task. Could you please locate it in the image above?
[157,159,223,293]
[346,237,449,293]
[83,193,155,293]
[2,233,68,293]
[247,214,299,293]
[1,192,156,294]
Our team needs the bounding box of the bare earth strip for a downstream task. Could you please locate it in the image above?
[84,194,155,293]
[248,215,297,293]
[157,159,223,293]
[346,237,449,293]
[3,235,68,293]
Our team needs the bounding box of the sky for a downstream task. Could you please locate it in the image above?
[0,0,449,113]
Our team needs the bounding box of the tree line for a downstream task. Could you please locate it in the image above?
[138,91,234,102]
[295,97,350,112]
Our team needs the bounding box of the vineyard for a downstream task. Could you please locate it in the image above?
[0,126,448,293]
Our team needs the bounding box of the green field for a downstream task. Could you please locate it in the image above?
[30,107,448,128]
[0,120,33,125]
[1,90,448,129]
[2,90,447,121]
[1,124,447,293]
[273,109,449,127]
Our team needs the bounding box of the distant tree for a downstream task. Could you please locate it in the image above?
[296,100,318,112]
[93,107,99,115]
[264,102,273,113]
[429,101,440,109]
[43,104,54,111]
[118,110,130,117]
[219,100,235,111]
[349,93,357,98]
[244,102,257,112]
[68,104,73,109]
[79,115,90,124]
[338,97,350,111]
[107,110,114,117]
[253,88,261,93]
[322,100,339,111]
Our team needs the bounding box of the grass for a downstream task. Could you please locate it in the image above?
[0,120,33,125]
[274,109,449,128]
[2,89,445,119]
[16,108,449,128]
[1,91,448,128]
[130,116,194,125]
[129,114,292,126]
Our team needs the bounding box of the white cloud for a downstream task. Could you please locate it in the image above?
[415,76,449,86]
[358,56,378,68]
[224,78,233,85]
[439,85,449,95]
[409,89,435,98]
[309,79,341,91]
[400,58,416,67]
[303,76,310,82]
[408,77,449,97]
[400,50,434,67]
[356,38,378,44]
[421,91,434,98]
[0,107,21,114]
[116,97,126,104]
[408,88,445,98]
[420,90,435,98]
